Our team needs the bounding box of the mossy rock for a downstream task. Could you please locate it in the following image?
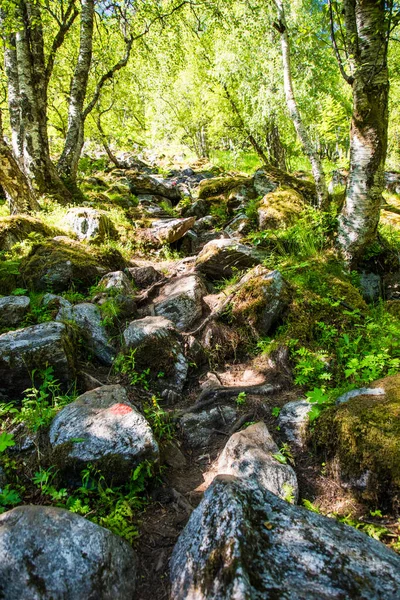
[19,238,126,293]
[312,374,400,510]
[282,259,367,346]
[257,165,317,205]
[230,266,290,337]
[0,216,65,251]
[257,187,305,230]
[198,176,253,200]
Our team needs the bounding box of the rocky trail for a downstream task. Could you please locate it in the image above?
[0,157,400,599]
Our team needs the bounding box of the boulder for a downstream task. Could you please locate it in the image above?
[257,187,304,230]
[19,239,125,293]
[197,175,252,200]
[180,406,237,449]
[65,207,118,242]
[206,422,298,501]
[313,374,400,507]
[0,216,64,252]
[170,476,400,600]
[195,238,261,280]
[123,316,188,400]
[127,265,163,289]
[0,322,75,398]
[56,303,115,366]
[224,214,251,237]
[277,400,312,448]
[147,217,195,244]
[97,271,135,295]
[253,168,279,196]
[49,385,158,479]
[230,266,289,336]
[254,166,317,204]
[126,172,181,201]
[0,505,137,599]
[0,295,30,327]
[153,274,206,331]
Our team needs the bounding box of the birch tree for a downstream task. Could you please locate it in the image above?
[0,111,39,214]
[273,0,329,208]
[331,0,391,260]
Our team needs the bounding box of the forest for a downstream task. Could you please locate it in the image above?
[0,1,400,599]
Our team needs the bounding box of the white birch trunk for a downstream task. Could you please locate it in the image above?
[337,0,389,260]
[58,0,94,182]
[274,0,329,209]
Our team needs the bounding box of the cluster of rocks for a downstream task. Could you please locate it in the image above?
[0,159,399,599]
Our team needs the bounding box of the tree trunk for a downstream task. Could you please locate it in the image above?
[3,33,24,161]
[273,0,329,209]
[337,0,389,260]
[58,0,95,183]
[265,118,287,171]
[0,112,40,214]
[13,0,71,202]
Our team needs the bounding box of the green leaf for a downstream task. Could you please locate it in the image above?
[0,432,15,453]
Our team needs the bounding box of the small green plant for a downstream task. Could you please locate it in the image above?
[235,391,247,406]
[302,498,321,513]
[282,483,296,504]
[0,485,21,514]
[0,432,15,453]
[273,443,295,466]
[271,406,281,417]
[33,467,67,502]
[143,396,174,441]
[113,350,151,390]
[99,298,121,327]
[15,367,76,431]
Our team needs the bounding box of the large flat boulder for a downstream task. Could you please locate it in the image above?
[49,385,158,479]
[0,505,137,599]
[126,172,181,201]
[0,322,75,398]
[170,476,400,600]
[195,239,261,280]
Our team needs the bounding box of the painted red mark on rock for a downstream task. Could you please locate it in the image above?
[109,403,133,415]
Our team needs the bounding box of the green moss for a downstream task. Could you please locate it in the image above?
[19,239,126,293]
[198,176,251,199]
[258,165,317,205]
[0,216,64,252]
[257,187,304,229]
[313,374,400,508]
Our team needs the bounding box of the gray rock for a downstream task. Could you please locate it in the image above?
[0,295,30,327]
[56,302,115,366]
[277,400,312,447]
[42,293,72,310]
[126,172,181,200]
[180,406,237,448]
[253,168,278,196]
[123,316,188,400]
[224,214,251,237]
[335,387,385,405]
[65,207,117,242]
[148,217,195,244]
[170,475,400,600]
[360,271,381,303]
[195,238,261,279]
[153,274,206,331]
[0,505,137,599]
[97,271,135,295]
[207,422,298,501]
[127,265,163,289]
[0,322,75,398]
[49,385,158,478]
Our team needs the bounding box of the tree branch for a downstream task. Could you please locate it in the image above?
[328,0,354,85]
